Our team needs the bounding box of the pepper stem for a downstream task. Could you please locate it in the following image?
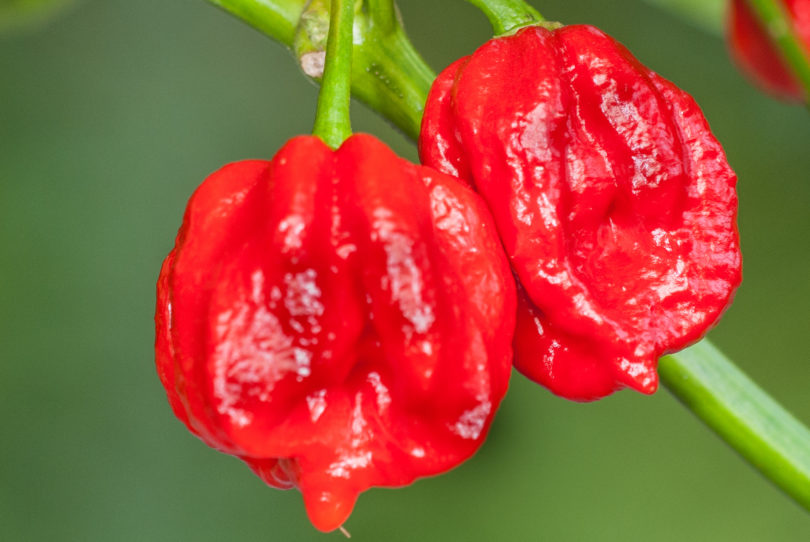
[312,0,355,148]
[206,0,307,45]
[366,0,397,32]
[206,0,433,139]
[464,0,544,36]
[744,0,810,104]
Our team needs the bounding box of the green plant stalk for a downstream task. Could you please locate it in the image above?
[207,0,306,44]
[312,0,354,147]
[463,0,543,35]
[661,342,810,509]
[348,6,435,139]
[745,0,810,103]
[205,0,810,514]
[206,0,433,139]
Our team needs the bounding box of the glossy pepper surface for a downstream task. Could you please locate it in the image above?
[728,0,810,101]
[420,24,742,401]
[155,134,516,531]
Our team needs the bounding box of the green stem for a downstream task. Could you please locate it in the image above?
[205,0,434,139]
[312,0,354,147]
[366,0,397,32]
[207,0,307,44]
[661,341,810,510]
[350,3,435,139]
[744,0,810,103]
[464,0,544,35]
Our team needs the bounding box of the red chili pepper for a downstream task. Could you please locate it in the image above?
[155,134,516,531]
[728,0,810,101]
[419,24,742,401]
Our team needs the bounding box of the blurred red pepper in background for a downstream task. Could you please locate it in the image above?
[420,24,742,401]
[728,0,810,101]
[156,134,516,531]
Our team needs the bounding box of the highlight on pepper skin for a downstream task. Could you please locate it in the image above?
[420,24,742,401]
[155,134,516,532]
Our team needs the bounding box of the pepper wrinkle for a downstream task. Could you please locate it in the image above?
[420,24,741,401]
[155,134,516,531]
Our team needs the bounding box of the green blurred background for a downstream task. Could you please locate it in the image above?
[1,0,809,540]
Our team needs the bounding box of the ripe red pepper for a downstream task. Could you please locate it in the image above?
[155,134,516,531]
[728,0,810,101]
[420,24,742,401]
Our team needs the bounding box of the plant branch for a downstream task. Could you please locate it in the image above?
[205,0,434,139]
[661,342,810,510]
[207,0,307,45]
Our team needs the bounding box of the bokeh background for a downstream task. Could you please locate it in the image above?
[1,0,809,540]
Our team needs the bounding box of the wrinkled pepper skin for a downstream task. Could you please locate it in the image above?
[156,134,516,531]
[420,25,741,401]
[728,0,810,101]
